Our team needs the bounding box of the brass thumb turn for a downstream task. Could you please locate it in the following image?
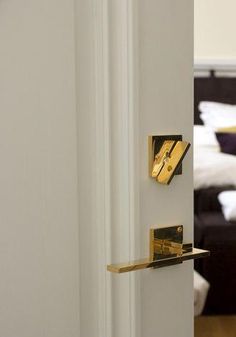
[148,135,191,185]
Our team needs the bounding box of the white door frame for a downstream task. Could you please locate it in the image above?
[76,1,140,336]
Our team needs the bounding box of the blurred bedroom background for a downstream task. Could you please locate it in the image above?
[194,1,236,336]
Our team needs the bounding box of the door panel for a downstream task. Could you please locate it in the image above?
[77,1,193,336]
[0,0,193,336]
[0,1,79,336]
[138,1,193,336]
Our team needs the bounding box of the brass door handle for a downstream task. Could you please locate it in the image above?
[148,135,191,185]
[107,226,210,274]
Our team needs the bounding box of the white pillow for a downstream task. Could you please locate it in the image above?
[194,149,236,189]
[199,101,236,129]
[218,191,236,221]
[194,125,219,148]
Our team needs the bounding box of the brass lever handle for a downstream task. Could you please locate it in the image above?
[107,226,210,274]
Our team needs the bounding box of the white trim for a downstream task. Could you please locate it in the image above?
[75,0,111,336]
[72,1,81,336]
[127,1,141,337]
[108,1,140,336]
[76,1,140,336]
[93,1,112,336]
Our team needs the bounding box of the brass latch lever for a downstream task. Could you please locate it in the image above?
[107,226,210,274]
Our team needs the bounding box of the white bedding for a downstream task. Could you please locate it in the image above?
[194,145,236,189]
[199,101,236,129]
[194,270,210,316]
[218,191,236,221]
[194,124,218,148]
[194,116,236,189]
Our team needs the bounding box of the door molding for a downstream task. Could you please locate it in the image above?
[76,1,140,336]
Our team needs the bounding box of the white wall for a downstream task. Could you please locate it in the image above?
[0,1,80,337]
[194,0,236,60]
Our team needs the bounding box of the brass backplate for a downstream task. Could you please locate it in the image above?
[150,225,183,261]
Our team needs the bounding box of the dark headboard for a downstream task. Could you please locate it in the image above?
[194,72,236,125]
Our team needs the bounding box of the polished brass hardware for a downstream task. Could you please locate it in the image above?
[148,135,191,185]
[107,225,209,273]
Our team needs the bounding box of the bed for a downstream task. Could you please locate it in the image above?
[194,71,236,315]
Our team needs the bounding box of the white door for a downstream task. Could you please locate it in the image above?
[77,1,194,337]
[0,0,193,337]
